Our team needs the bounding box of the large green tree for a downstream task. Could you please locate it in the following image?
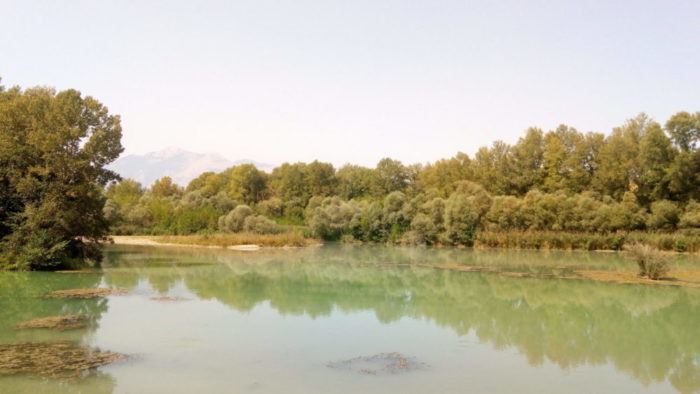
[0,83,123,270]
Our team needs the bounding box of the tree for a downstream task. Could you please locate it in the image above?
[106,179,143,211]
[226,164,268,204]
[186,171,228,197]
[666,150,700,201]
[0,84,123,270]
[637,122,674,204]
[336,164,375,200]
[511,128,545,194]
[150,176,182,198]
[270,162,309,203]
[373,158,409,196]
[665,111,700,152]
[305,160,336,197]
[472,142,515,195]
[543,125,583,192]
[592,114,647,198]
[444,182,492,245]
[104,178,143,230]
[416,152,473,197]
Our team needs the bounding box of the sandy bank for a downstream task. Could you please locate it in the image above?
[111,236,263,251]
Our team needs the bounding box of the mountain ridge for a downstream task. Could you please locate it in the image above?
[109,148,273,188]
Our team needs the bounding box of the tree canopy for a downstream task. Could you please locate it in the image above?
[104,110,700,247]
[0,83,123,270]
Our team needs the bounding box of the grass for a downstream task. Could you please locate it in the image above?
[149,232,319,248]
[473,231,700,252]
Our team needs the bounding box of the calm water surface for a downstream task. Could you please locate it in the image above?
[1,244,699,393]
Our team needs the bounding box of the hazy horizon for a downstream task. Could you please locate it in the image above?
[2,0,699,167]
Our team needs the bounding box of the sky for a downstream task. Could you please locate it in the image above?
[1,0,699,167]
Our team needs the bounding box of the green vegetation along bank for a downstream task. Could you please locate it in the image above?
[2,79,700,270]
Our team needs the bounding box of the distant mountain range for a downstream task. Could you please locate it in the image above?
[108,147,274,188]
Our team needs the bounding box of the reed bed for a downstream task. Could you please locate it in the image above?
[474,231,700,252]
[150,232,319,248]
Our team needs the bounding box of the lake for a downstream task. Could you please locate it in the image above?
[1,244,699,393]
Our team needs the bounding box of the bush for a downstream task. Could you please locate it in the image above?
[444,194,480,245]
[647,200,680,231]
[674,239,687,253]
[257,197,284,217]
[408,213,438,245]
[623,243,672,280]
[219,205,254,232]
[243,215,278,234]
[679,200,700,229]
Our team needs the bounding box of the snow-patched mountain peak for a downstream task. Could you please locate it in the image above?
[109,148,273,188]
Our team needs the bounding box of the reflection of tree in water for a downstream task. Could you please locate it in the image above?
[0,272,116,393]
[0,272,110,341]
[0,373,117,394]
[104,245,700,393]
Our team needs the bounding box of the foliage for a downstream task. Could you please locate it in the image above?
[646,200,680,231]
[219,205,254,233]
[243,215,278,234]
[93,107,700,250]
[0,83,123,270]
[150,232,315,247]
[623,243,672,280]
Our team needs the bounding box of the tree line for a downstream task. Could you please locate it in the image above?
[105,111,700,246]
[4,81,697,270]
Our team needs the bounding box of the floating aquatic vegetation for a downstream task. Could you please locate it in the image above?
[45,288,130,299]
[327,352,428,375]
[15,315,90,331]
[575,270,700,288]
[0,342,127,379]
[150,296,190,302]
[54,270,102,274]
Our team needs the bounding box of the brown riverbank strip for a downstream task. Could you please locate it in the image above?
[111,234,321,250]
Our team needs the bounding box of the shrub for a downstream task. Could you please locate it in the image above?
[257,197,284,217]
[647,200,680,231]
[444,193,480,245]
[408,213,438,245]
[623,243,672,280]
[679,200,700,229]
[674,239,687,253]
[243,215,278,234]
[219,205,254,232]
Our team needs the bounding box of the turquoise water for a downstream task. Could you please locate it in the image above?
[1,244,699,393]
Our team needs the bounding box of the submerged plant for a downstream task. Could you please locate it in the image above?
[0,342,127,379]
[15,315,90,331]
[623,243,672,280]
[327,352,428,375]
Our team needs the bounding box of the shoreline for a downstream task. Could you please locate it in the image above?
[109,235,321,250]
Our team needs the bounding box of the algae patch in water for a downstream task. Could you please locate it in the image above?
[15,315,90,331]
[327,352,428,375]
[45,288,130,299]
[0,342,127,379]
[575,270,700,288]
[54,270,102,274]
[150,296,191,302]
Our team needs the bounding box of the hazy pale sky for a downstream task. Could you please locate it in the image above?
[2,0,699,167]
